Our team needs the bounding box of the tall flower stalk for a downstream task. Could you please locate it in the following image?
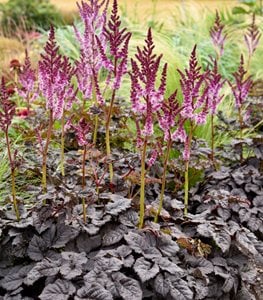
[154,91,183,222]
[209,11,226,164]
[178,45,210,215]
[17,50,38,113]
[39,26,76,191]
[244,14,261,73]
[207,60,225,164]
[73,118,91,223]
[0,77,20,220]
[130,28,167,228]
[97,0,131,183]
[210,10,227,61]
[75,0,110,145]
[229,55,253,162]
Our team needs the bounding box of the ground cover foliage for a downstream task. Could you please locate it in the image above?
[0,0,263,299]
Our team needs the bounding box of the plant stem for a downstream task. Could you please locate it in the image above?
[184,159,189,216]
[105,91,116,183]
[184,122,193,216]
[5,129,20,220]
[139,138,147,229]
[105,59,117,183]
[238,106,244,162]
[154,136,172,223]
[92,75,98,146]
[211,114,215,163]
[42,110,54,194]
[60,111,65,177]
[82,144,87,223]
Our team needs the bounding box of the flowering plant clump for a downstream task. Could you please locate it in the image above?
[130,28,167,228]
[38,25,77,188]
[0,77,20,220]
[17,50,38,113]
[229,55,253,161]
[97,0,131,182]
[177,45,224,214]
[154,90,182,222]
[73,117,91,222]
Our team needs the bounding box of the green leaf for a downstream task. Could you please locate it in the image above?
[232,7,249,14]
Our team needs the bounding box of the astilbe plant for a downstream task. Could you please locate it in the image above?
[38,25,76,190]
[207,60,225,164]
[17,50,38,113]
[154,91,183,222]
[72,118,91,222]
[75,0,110,145]
[177,45,210,215]
[244,13,261,72]
[0,77,20,220]
[209,10,227,60]
[96,0,131,183]
[229,55,253,162]
[209,11,226,164]
[130,28,167,228]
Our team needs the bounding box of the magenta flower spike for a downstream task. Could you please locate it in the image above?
[130,28,167,137]
[178,45,209,126]
[244,14,261,59]
[229,55,253,162]
[210,10,227,59]
[72,117,92,222]
[39,25,76,120]
[207,59,225,115]
[230,55,253,110]
[73,118,91,147]
[17,50,38,112]
[38,25,77,188]
[130,28,167,228]
[75,0,110,106]
[177,45,211,216]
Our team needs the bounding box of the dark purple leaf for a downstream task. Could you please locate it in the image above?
[75,283,113,300]
[112,272,142,300]
[39,279,76,300]
[133,257,159,282]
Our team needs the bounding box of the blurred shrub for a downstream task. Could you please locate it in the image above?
[0,0,64,35]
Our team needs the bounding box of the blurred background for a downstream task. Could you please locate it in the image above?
[0,0,262,82]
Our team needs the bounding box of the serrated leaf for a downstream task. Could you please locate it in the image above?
[39,279,76,300]
[236,231,258,255]
[155,257,184,276]
[133,257,159,282]
[157,234,179,256]
[27,235,47,261]
[222,275,235,293]
[60,252,87,280]
[105,194,131,216]
[94,257,123,273]
[76,233,101,253]
[0,265,33,291]
[102,226,126,246]
[154,274,169,297]
[124,232,147,254]
[25,259,60,285]
[75,283,113,300]
[112,272,142,300]
[197,223,214,237]
[168,278,193,300]
[212,229,231,253]
[52,224,79,248]
[119,210,138,227]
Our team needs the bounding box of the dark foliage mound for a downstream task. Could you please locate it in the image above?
[0,152,262,300]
